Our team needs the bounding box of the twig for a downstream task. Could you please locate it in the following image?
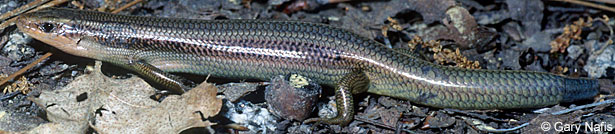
[0,0,49,21]
[543,28,565,34]
[494,123,529,132]
[0,52,52,86]
[111,0,143,14]
[443,109,510,122]
[547,6,596,12]
[587,0,615,4]
[597,94,615,101]
[550,99,615,115]
[0,35,7,49]
[552,0,615,13]
[0,92,20,100]
[0,0,70,31]
[0,0,69,88]
[323,0,351,4]
[35,0,71,9]
[1,0,142,91]
[462,117,529,133]
[1,0,140,87]
[0,0,72,94]
[592,16,614,56]
[0,18,18,32]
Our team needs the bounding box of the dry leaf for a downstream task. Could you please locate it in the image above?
[91,80,222,133]
[27,61,221,134]
[22,122,86,134]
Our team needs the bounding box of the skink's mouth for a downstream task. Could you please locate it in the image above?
[16,14,50,40]
[16,14,45,39]
[16,11,86,57]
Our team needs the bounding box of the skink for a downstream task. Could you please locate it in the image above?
[16,8,599,125]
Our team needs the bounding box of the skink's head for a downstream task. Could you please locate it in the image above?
[17,8,85,55]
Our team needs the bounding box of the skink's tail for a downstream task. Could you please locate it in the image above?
[561,77,599,102]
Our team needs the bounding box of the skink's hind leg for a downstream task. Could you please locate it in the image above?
[129,60,191,94]
[304,71,369,126]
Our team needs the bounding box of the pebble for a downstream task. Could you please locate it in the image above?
[265,74,321,121]
[224,100,278,133]
[1,32,33,61]
[8,1,16,7]
[584,44,615,78]
[566,45,583,60]
[520,31,552,52]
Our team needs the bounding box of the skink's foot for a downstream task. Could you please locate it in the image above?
[302,89,355,126]
[303,71,368,127]
[302,97,354,126]
[155,90,170,94]
[303,71,369,127]
[179,77,196,89]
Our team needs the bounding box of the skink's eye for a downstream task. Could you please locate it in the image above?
[40,22,55,33]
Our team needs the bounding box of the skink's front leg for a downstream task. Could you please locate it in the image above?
[305,71,369,126]
[128,60,190,94]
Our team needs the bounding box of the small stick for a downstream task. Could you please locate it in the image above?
[592,16,614,56]
[0,52,52,86]
[552,0,615,13]
[0,0,70,31]
[444,109,510,122]
[462,117,529,133]
[111,0,144,14]
[1,0,71,87]
[587,0,615,4]
[0,0,49,21]
[550,99,615,115]
[2,0,142,89]
[491,123,529,133]
[34,0,71,10]
[0,17,18,31]
[0,92,19,100]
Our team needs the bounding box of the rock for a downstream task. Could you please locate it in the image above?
[424,111,456,129]
[1,32,33,61]
[316,98,337,120]
[520,31,552,52]
[268,0,291,6]
[507,0,543,37]
[218,82,260,102]
[584,45,615,78]
[502,21,524,41]
[0,111,47,132]
[224,100,278,133]
[265,74,321,121]
[474,10,510,25]
[0,0,27,14]
[0,55,17,74]
[38,61,71,76]
[567,45,584,60]
[497,49,522,70]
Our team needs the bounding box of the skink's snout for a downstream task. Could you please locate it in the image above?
[16,13,35,34]
[16,11,63,36]
[15,8,85,56]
